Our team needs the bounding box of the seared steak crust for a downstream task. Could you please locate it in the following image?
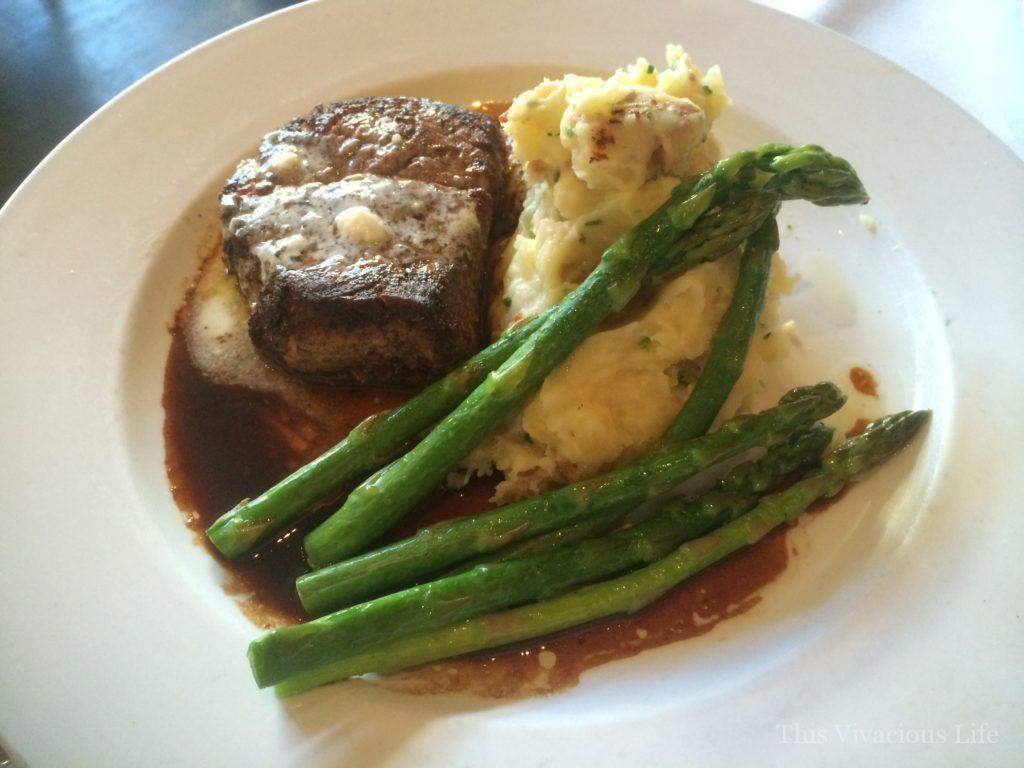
[224,96,511,239]
[220,97,512,387]
[251,254,480,387]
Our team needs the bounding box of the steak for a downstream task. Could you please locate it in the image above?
[220,97,512,387]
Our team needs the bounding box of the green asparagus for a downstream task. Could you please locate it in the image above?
[446,214,778,577]
[249,426,829,687]
[270,410,927,695]
[205,313,544,558]
[295,383,845,614]
[444,505,628,575]
[304,146,869,568]
[666,216,777,442]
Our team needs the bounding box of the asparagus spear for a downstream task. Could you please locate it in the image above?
[205,313,544,558]
[249,427,830,687]
[206,186,778,559]
[304,146,868,568]
[295,383,845,613]
[647,144,868,286]
[270,410,928,695]
[444,505,629,575]
[444,214,779,577]
[666,216,777,442]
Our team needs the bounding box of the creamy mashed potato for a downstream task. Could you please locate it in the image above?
[454,46,793,501]
[493,45,726,327]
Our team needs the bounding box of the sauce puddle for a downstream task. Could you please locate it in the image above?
[164,303,793,694]
[379,526,789,697]
[849,365,879,397]
[845,417,872,438]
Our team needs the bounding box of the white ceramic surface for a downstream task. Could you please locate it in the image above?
[753,0,1024,160]
[1,1,1022,765]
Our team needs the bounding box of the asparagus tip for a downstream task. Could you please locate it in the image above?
[825,409,930,480]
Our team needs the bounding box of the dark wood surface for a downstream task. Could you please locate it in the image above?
[0,0,299,205]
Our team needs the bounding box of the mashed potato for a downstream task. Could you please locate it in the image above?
[454,46,792,501]
[493,45,727,328]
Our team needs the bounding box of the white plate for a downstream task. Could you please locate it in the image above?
[1,1,1022,765]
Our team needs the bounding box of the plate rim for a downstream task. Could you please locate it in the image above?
[1,1,1022,766]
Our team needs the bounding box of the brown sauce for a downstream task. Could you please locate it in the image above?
[849,365,879,397]
[163,321,408,625]
[164,302,793,693]
[161,94,796,695]
[845,417,872,438]
[804,483,851,517]
[380,526,789,697]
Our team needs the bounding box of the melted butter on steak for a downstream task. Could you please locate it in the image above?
[223,97,511,240]
[221,174,482,305]
[219,97,512,387]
